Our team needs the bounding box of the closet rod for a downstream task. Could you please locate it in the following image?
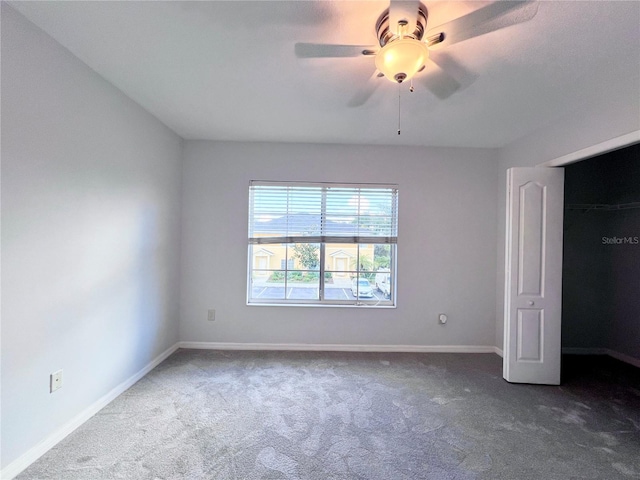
[566,201,640,211]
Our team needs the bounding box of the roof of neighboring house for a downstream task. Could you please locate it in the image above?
[252,213,367,236]
[253,248,275,256]
[329,249,355,258]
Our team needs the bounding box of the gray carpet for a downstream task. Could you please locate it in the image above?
[18,350,640,479]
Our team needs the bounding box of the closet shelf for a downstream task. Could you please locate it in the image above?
[566,202,640,211]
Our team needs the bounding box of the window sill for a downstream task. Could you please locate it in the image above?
[246,302,396,308]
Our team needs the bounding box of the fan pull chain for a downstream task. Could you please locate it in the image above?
[397,83,401,135]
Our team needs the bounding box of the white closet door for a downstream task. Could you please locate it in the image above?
[504,167,564,385]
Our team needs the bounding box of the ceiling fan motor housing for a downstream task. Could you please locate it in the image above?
[376,5,428,47]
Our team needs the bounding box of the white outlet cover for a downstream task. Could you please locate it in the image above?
[50,370,63,393]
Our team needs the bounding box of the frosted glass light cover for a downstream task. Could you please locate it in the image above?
[375,38,429,83]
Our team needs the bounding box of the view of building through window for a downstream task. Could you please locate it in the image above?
[247,181,398,306]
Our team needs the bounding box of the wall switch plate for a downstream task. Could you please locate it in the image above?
[50,370,63,393]
[207,309,216,321]
[438,314,448,324]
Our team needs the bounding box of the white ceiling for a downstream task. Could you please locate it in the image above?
[9,1,640,148]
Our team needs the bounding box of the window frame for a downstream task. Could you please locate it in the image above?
[247,181,398,307]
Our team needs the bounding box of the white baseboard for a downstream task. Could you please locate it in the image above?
[605,349,640,368]
[1,342,180,480]
[178,341,499,354]
[493,346,504,357]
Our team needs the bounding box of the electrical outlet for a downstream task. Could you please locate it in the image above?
[207,309,216,321]
[50,370,63,393]
[438,313,448,325]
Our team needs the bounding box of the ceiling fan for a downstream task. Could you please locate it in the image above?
[295,1,539,106]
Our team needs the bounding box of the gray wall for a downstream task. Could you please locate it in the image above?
[1,6,183,468]
[561,210,611,349]
[609,208,640,359]
[562,145,640,358]
[179,140,499,348]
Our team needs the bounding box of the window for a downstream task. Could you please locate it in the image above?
[280,259,295,270]
[248,181,398,306]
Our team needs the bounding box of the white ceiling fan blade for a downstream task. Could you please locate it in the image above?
[428,51,478,91]
[295,43,377,58]
[389,0,421,34]
[426,1,539,50]
[348,70,384,107]
[419,58,461,100]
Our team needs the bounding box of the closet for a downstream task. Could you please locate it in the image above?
[562,143,640,363]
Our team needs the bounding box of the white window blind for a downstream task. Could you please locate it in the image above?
[249,181,398,245]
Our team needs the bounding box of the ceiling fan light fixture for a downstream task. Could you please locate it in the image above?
[375,38,429,83]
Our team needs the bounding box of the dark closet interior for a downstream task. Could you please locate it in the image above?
[562,143,640,362]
